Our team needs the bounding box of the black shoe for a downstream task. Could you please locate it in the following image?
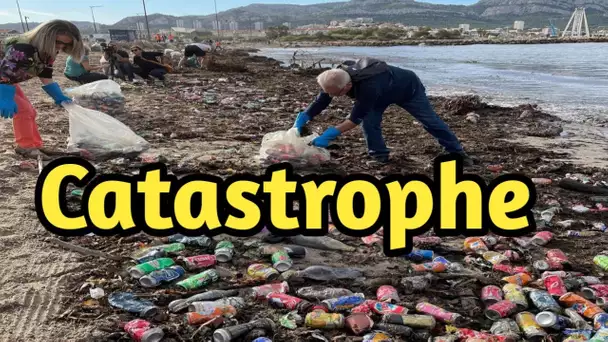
[366,155,390,166]
[436,150,476,167]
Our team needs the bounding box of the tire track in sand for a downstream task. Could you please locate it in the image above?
[5,247,74,341]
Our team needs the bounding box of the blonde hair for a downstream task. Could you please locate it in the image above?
[317,69,351,90]
[21,19,84,61]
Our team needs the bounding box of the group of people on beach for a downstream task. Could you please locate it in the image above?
[0,19,474,165]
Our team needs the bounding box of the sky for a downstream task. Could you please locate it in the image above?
[1,0,478,25]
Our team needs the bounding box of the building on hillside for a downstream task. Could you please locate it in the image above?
[514,21,525,30]
[108,29,137,42]
[0,29,20,38]
[212,20,222,31]
[229,21,239,31]
[254,21,264,31]
[193,20,203,29]
[175,19,185,28]
[458,24,470,32]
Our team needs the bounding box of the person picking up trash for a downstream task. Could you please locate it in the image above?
[177,42,212,69]
[293,57,475,166]
[0,19,84,159]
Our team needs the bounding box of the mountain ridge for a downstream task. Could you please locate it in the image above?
[1,0,606,34]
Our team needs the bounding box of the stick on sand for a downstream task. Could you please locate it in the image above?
[49,237,125,261]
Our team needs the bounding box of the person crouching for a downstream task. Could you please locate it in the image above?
[130,45,168,85]
[178,42,212,69]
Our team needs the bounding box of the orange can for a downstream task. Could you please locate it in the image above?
[501,273,532,286]
[464,237,489,254]
[559,292,605,319]
[185,305,237,325]
[411,262,447,273]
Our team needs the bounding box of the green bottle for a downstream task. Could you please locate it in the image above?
[594,255,608,271]
[176,269,220,290]
[129,258,175,278]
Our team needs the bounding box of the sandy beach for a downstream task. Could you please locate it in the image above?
[0,47,606,341]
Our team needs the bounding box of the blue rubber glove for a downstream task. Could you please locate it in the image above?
[311,127,341,148]
[293,111,311,136]
[42,82,72,106]
[0,84,18,119]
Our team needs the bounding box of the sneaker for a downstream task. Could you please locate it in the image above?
[366,155,390,166]
[435,150,476,167]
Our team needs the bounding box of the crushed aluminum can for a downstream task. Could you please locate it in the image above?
[346,313,375,335]
[322,294,366,312]
[490,319,521,339]
[544,275,568,298]
[463,237,489,254]
[362,331,394,342]
[535,311,571,331]
[515,312,547,340]
[416,302,467,326]
[546,249,570,266]
[481,285,504,306]
[377,286,400,303]
[529,231,553,245]
[594,313,608,330]
[381,313,436,329]
[502,284,529,311]
[485,300,518,321]
[370,302,408,315]
[529,290,561,313]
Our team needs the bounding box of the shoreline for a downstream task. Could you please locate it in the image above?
[238,37,608,49]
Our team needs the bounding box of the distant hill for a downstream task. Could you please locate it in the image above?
[1,0,606,34]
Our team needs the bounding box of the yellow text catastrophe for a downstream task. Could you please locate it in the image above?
[34,156,537,256]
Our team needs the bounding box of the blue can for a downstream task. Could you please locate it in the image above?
[529,290,561,313]
[563,329,594,340]
[139,266,186,287]
[594,313,608,330]
[322,293,366,312]
[403,250,434,262]
[252,338,272,342]
[433,256,451,265]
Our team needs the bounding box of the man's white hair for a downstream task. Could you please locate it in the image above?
[317,69,351,90]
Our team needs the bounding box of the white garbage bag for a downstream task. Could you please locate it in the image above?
[63,103,149,157]
[65,79,126,116]
[258,128,331,166]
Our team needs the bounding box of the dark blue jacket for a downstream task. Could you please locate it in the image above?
[304,57,422,125]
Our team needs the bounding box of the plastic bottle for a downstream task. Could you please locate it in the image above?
[296,286,354,301]
[212,318,275,342]
[108,292,159,318]
[296,266,363,281]
[259,245,307,258]
[168,289,239,313]
[289,235,355,252]
[166,234,213,248]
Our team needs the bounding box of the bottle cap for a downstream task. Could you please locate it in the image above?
[141,327,164,342]
[535,311,557,328]
[212,329,231,342]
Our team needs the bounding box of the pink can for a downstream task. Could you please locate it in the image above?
[545,258,564,271]
[416,302,466,325]
[266,293,302,310]
[251,282,289,300]
[481,286,504,306]
[377,285,400,303]
[544,275,568,297]
[546,249,570,266]
[485,300,518,321]
[530,231,553,245]
[124,319,164,342]
[182,255,217,270]
[352,302,373,314]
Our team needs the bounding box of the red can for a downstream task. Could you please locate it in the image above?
[124,319,164,342]
[512,266,531,275]
[266,293,302,310]
[182,255,217,270]
[377,285,400,303]
[251,282,289,301]
[481,286,504,306]
[590,285,608,297]
[370,301,408,315]
[546,249,570,266]
[544,275,568,297]
[485,300,518,320]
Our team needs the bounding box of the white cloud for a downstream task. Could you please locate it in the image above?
[21,10,56,17]
[0,11,11,16]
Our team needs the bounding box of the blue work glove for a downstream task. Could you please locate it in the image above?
[293,111,311,136]
[311,127,341,148]
[0,84,18,119]
[42,82,72,106]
